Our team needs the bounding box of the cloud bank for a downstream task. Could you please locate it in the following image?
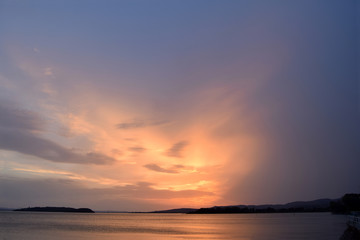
[0,101,115,165]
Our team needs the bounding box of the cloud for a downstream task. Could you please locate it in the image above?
[165,141,189,158]
[143,163,185,174]
[43,67,56,79]
[116,119,169,130]
[0,101,115,165]
[0,101,45,131]
[0,177,213,210]
[0,128,115,165]
[116,119,145,129]
[111,149,123,155]
[111,181,214,199]
[128,146,146,153]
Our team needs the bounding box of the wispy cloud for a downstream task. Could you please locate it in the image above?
[0,101,115,165]
[116,119,169,130]
[128,146,146,153]
[116,119,145,129]
[165,141,189,158]
[43,67,55,79]
[143,163,185,174]
[12,167,120,186]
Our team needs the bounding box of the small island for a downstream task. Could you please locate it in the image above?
[13,207,94,213]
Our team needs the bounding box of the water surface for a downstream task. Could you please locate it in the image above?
[0,212,347,240]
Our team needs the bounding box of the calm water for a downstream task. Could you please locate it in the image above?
[0,212,347,240]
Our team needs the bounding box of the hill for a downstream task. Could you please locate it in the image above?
[13,207,94,213]
[189,198,334,214]
[151,208,197,213]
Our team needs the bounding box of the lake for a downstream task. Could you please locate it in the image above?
[0,212,348,240]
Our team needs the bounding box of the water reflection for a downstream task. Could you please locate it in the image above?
[0,212,347,240]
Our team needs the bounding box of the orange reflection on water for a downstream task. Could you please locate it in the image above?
[0,212,347,240]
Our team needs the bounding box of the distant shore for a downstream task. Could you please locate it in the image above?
[13,207,94,213]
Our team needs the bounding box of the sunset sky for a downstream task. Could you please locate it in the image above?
[0,0,359,211]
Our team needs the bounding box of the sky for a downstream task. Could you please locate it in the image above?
[0,0,359,211]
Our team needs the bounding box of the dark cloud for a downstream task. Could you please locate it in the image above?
[165,141,189,158]
[0,102,115,165]
[144,164,177,173]
[0,101,45,131]
[143,163,184,174]
[128,146,146,153]
[0,128,115,164]
[116,119,169,130]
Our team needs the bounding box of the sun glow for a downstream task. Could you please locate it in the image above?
[0,47,268,210]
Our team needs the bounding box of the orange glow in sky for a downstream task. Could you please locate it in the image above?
[0,0,358,211]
